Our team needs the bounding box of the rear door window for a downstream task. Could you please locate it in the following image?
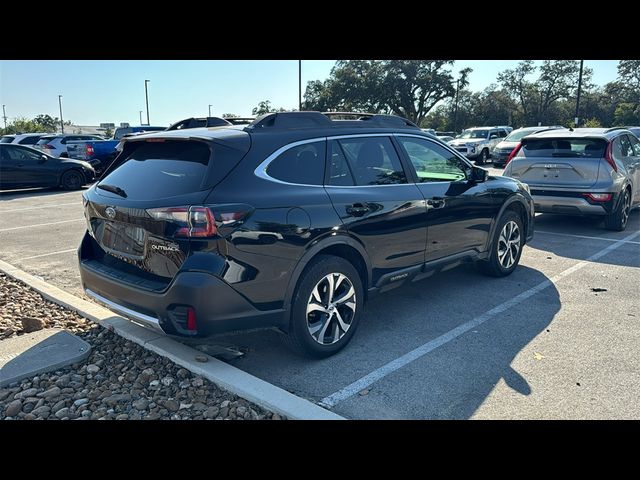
[522,138,606,157]
[326,140,355,186]
[266,141,325,185]
[19,136,40,145]
[337,136,407,185]
[98,140,212,200]
[36,137,55,146]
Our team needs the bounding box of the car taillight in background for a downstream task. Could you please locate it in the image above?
[86,145,94,157]
[582,193,612,202]
[505,142,522,166]
[146,205,253,238]
[604,142,618,172]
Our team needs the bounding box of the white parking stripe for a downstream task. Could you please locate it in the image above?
[0,219,83,232]
[320,230,640,409]
[17,248,78,261]
[0,202,80,213]
[536,230,640,245]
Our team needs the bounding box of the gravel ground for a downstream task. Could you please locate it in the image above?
[0,273,282,420]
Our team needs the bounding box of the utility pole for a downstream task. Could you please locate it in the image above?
[58,95,64,134]
[209,104,212,117]
[139,111,143,126]
[453,78,460,133]
[298,60,302,111]
[574,60,584,128]
[144,79,150,125]
[2,105,6,130]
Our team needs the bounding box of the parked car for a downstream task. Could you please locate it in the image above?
[494,125,513,133]
[448,127,509,165]
[421,128,436,135]
[34,134,104,158]
[624,126,640,138]
[78,111,534,357]
[0,133,49,145]
[0,144,95,190]
[436,131,457,137]
[493,126,565,168]
[67,126,166,174]
[437,135,455,143]
[504,127,640,231]
[167,117,233,130]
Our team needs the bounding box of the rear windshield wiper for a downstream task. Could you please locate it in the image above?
[97,183,127,198]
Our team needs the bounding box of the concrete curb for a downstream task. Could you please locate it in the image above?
[0,258,344,420]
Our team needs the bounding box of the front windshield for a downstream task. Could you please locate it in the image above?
[505,129,539,142]
[460,130,489,139]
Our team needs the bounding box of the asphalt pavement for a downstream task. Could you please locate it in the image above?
[1,166,639,419]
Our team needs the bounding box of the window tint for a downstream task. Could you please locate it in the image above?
[18,136,40,145]
[36,137,55,146]
[398,137,466,182]
[99,141,211,201]
[1,136,16,143]
[4,146,43,163]
[327,140,355,186]
[267,141,325,185]
[618,135,633,157]
[498,129,508,138]
[337,137,407,185]
[522,138,606,158]
[628,135,640,156]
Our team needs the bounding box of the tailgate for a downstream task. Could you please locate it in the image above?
[67,141,89,159]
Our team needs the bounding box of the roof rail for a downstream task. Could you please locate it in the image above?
[604,127,628,133]
[245,111,419,131]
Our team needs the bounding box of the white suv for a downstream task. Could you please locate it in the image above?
[448,127,509,165]
[34,134,104,158]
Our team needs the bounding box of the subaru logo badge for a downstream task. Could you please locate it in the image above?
[105,206,116,219]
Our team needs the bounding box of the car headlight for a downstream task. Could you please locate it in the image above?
[520,181,530,193]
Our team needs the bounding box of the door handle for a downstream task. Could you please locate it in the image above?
[426,197,446,209]
[346,203,371,217]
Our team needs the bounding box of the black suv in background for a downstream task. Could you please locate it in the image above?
[79,112,534,357]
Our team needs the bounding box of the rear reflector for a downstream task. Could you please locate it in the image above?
[186,307,197,331]
[583,193,612,202]
[86,145,94,156]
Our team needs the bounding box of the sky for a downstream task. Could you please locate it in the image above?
[0,60,620,127]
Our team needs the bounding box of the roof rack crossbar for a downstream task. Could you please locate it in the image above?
[604,127,628,133]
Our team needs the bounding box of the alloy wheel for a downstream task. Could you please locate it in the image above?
[497,220,521,269]
[621,191,631,227]
[306,273,357,345]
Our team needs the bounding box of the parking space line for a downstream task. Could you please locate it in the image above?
[0,219,83,232]
[17,248,78,261]
[535,230,640,245]
[0,202,80,213]
[320,230,640,409]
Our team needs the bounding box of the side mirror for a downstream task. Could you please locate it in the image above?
[40,155,48,162]
[490,134,498,139]
[470,166,488,183]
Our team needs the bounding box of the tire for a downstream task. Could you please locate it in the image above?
[478,210,524,277]
[475,149,489,165]
[604,189,631,231]
[60,170,84,190]
[284,254,364,358]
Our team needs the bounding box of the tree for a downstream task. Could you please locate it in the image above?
[617,60,640,103]
[33,114,61,132]
[0,114,65,135]
[251,100,288,116]
[103,127,114,138]
[303,60,471,124]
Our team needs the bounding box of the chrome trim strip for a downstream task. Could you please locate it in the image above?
[85,288,163,332]
[254,137,327,187]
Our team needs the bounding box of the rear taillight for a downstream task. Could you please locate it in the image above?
[505,142,522,166]
[583,193,612,202]
[604,142,618,172]
[86,145,94,156]
[146,205,251,238]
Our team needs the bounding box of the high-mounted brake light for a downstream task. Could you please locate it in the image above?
[604,142,618,172]
[505,142,522,166]
[145,138,165,143]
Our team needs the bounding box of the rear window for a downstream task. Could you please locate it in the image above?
[99,140,211,200]
[521,138,607,158]
[36,137,55,146]
[0,136,15,143]
[19,136,42,145]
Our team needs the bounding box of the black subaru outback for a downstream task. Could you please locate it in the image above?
[78,112,534,357]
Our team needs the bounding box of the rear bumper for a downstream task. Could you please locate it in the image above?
[532,195,610,216]
[79,255,286,338]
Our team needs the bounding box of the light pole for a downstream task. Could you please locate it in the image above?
[139,111,143,126]
[144,80,150,125]
[2,104,6,130]
[58,95,64,133]
[298,60,302,111]
[209,104,212,117]
[574,60,584,128]
[453,78,460,133]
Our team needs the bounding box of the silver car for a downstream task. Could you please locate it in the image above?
[448,127,509,165]
[504,127,640,231]
[34,134,104,158]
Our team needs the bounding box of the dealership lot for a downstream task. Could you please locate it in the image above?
[1,169,639,419]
